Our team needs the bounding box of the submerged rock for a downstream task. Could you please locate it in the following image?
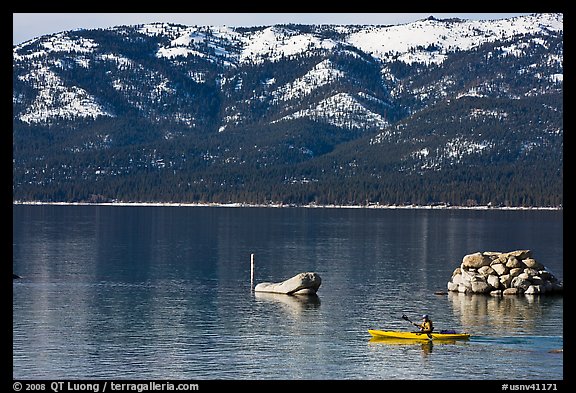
[255,272,321,295]
[447,250,562,296]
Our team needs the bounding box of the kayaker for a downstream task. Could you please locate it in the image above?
[415,315,434,333]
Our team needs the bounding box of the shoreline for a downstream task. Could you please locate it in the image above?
[12,200,562,211]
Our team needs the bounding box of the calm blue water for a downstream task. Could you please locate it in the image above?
[13,205,563,380]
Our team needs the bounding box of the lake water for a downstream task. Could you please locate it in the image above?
[12,205,563,381]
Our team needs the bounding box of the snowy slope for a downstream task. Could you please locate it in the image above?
[345,13,563,65]
[13,13,563,127]
[274,92,389,130]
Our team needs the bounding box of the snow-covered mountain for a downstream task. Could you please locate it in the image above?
[13,13,562,127]
[12,13,563,206]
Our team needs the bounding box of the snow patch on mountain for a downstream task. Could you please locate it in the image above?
[106,58,196,123]
[549,73,563,83]
[410,137,494,170]
[136,23,188,40]
[155,25,241,66]
[369,127,401,145]
[18,65,113,124]
[239,26,338,64]
[468,108,508,120]
[271,59,344,103]
[13,34,99,61]
[345,13,563,65]
[99,53,134,68]
[274,92,388,130]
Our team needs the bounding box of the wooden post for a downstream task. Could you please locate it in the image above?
[250,253,255,289]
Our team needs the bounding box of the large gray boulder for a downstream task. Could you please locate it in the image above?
[255,272,321,295]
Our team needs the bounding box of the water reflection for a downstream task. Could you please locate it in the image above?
[447,292,563,334]
[368,336,465,346]
[367,337,468,359]
[253,292,320,317]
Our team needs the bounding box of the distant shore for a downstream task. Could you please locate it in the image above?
[13,200,562,210]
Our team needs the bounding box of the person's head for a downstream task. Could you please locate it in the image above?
[422,314,429,321]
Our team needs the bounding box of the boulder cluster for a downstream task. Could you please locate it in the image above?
[447,250,563,296]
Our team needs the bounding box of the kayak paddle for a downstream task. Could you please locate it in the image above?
[401,314,414,324]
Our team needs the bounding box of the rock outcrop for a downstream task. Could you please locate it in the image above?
[447,250,562,296]
[254,272,321,295]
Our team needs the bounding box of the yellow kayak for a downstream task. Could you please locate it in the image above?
[368,329,470,340]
